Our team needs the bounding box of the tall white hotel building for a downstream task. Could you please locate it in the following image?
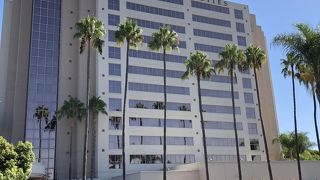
[0,0,281,179]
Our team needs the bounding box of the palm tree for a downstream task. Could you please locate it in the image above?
[56,97,86,180]
[148,26,179,180]
[273,132,314,160]
[244,45,274,180]
[215,44,246,180]
[34,105,49,163]
[115,19,143,180]
[273,23,320,104]
[73,15,106,179]
[182,51,214,180]
[279,53,302,180]
[89,96,108,178]
[297,64,320,151]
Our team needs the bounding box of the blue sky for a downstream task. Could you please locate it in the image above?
[0,0,319,144]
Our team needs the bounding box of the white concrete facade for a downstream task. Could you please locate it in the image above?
[95,0,276,179]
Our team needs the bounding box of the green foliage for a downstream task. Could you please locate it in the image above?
[0,136,35,180]
[89,96,108,116]
[115,19,143,48]
[148,26,179,52]
[215,44,246,76]
[182,51,215,80]
[56,97,86,122]
[73,15,106,54]
[34,105,49,123]
[300,150,320,160]
[244,45,266,71]
[273,132,314,160]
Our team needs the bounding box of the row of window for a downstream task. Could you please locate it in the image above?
[194,43,224,53]
[206,137,245,147]
[128,49,187,63]
[194,29,233,41]
[205,121,243,130]
[191,1,229,14]
[129,82,190,95]
[128,65,184,78]
[202,104,241,114]
[201,89,239,99]
[192,14,231,27]
[108,31,186,49]
[127,2,185,19]
[209,155,247,162]
[130,18,186,34]
[109,117,192,129]
[129,100,191,111]
[109,135,193,148]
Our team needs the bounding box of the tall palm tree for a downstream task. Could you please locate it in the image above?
[279,53,302,180]
[56,97,86,180]
[296,65,320,151]
[34,105,49,163]
[244,45,274,180]
[89,96,107,178]
[73,15,106,179]
[215,44,246,180]
[182,51,214,180]
[115,19,143,180]
[148,26,179,180]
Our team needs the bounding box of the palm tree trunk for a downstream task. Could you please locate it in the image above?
[122,41,130,180]
[253,68,274,180]
[230,67,242,180]
[163,49,167,180]
[38,120,42,162]
[83,40,91,180]
[312,87,320,151]
[69,122,74,180]
[90,112,97,178]
[291,65,302,180]
[197,76,210,180]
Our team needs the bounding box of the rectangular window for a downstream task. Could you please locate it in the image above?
[195,43,224,53]
[109,46,121,59]
[207,138,245,147]
[201,89,239,99]
[207,75,237,84]
[127,2,184,19]
[129,117,192,128]
[109,135,122,149]
[234,9,244,19]
[208,154,247,162]
[108,30,116,42]
[192,14,231,27]
[205,121,243,130]
[167,155,195,164]
[246,107,256,119]
[109,155,122,169]
[167,137,194,146]
[109,98,122,111]
[108,14,120,26]
[130,18,185,34]
[109,116,122,130]
[202,105,241,114]
[143,35,186,48]
[109,80,121,93]
[129,65,184,78]
[191,1,229,14]
[237,36,247,46]
[130,155,163,164]
[129,100,191,111]
[194,29,232,41]
[248,123,258,135]
[159,0,184,5]
[236,22,245,33]
[242,78,252,89]
[129,82,190,95]
[109,63,121,76]
[250,139,260,150]
[108,0,120,10]
[244,93,254,104]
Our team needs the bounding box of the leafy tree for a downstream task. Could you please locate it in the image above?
[278,53,303,179]
[0,136,35,180]
[33,105,49,162]
[300,150,320,160]
[148,26,179,180]
[74,15,106,179]
[273,132,314,160]
[182,51,214,180]
[115,19,143,180]
[89,96,107,177]
[56,97,86,179]
[244,45,273,180]
[215,44,246,180]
